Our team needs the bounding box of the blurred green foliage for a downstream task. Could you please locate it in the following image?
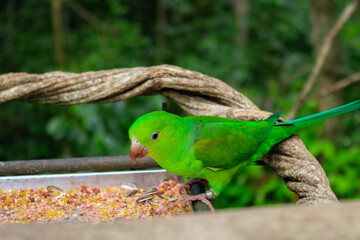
[0,0,359,209]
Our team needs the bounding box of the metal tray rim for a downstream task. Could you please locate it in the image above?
[0,169,168,181]
[0,169,182,191]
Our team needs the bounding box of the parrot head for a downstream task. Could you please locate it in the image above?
[128,111,183,164]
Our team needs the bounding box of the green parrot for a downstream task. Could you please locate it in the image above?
[129,100,359,212]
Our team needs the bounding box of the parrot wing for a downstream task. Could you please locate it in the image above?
[185,114,280,170]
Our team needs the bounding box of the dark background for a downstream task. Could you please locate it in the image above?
[0,0,359,209]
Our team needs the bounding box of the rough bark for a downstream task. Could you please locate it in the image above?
[0,64,338,205]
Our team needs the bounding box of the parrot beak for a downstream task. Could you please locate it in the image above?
[130,139,149,165]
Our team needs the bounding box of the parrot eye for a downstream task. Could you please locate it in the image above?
[151,132,159,141]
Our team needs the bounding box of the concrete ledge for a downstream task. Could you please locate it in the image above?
[1,201,360,240]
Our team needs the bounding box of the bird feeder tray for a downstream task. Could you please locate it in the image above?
[0,169,195,223]
[0,169,176,191]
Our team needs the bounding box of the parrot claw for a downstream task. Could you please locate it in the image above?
[181,178,209,190]
[182,193,215,213]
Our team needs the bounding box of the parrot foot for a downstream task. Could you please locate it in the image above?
[182,189,216,213]
[181,178,209,190]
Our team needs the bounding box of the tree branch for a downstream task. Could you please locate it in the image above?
[66,0,116,34]
[315,72,360,98]
[0,65,338,205]
[287,0,360,120]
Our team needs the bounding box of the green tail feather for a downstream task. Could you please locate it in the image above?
[263,113,281,138]
[249,100,359,166]
[278,100,360,131]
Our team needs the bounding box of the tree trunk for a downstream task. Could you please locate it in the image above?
[309,0,342,140]
[51,0,66,68]
[155,0,166,64]
[234,0,250,45]
[4,0,15,53]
